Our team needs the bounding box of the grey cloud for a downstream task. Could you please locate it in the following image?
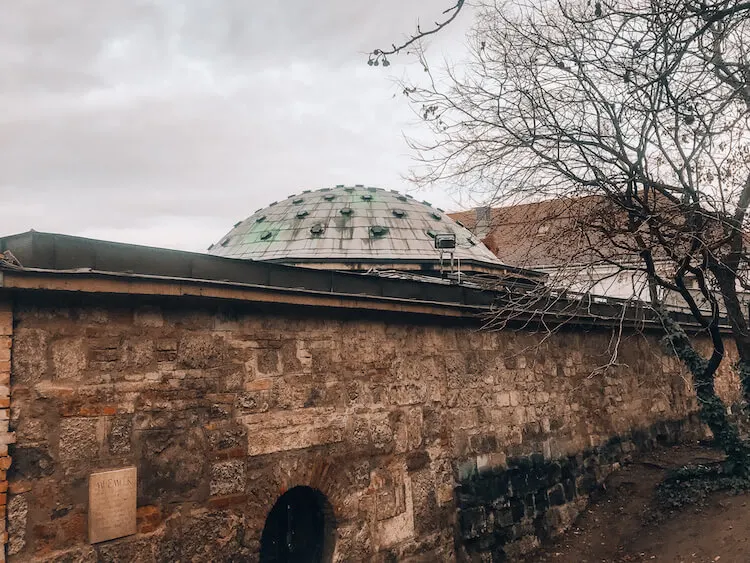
[1,1,471,250]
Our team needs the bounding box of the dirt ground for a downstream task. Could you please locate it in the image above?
[519,444,750,563]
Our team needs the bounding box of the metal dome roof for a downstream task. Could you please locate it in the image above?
[207,185,504,269]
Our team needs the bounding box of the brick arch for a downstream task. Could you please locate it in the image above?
[268,455,357,511]
[246,453,361,553]
[277,458,334,495]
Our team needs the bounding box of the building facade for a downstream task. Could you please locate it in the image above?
[0,187,740,561]
[450,198,750,314]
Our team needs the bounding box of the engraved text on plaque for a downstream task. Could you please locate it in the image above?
[88,467,137,544]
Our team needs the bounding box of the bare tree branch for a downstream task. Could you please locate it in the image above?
[368,1,466,67]
[402,0,750,468]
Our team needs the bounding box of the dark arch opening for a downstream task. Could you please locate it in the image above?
[259,486,336,563]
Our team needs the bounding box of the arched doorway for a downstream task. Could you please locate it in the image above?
[259,486,335,562]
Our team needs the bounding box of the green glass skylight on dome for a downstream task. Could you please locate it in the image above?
[207,185,503,267]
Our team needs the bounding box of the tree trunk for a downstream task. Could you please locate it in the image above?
[660,313,750,472]
[712,263,750,405]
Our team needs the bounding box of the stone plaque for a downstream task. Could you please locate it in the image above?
[88,467,137,544]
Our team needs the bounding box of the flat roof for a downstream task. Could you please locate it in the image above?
[0,230,703,330]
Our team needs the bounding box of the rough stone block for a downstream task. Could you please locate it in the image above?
[11,329,48,383]
[108,416,133,455]
[96,537,155,562]
[58,418,99,461]
[256,348,281,376]
[177,334,229,369]
[388,382,428,406]
[241,409,345,456]
[412,469,440,535]
[7,494,27,555]
[7,445,54,478]
[153,533,181,563]
[205,424,247,459]
[138,428,208,503]
[209,460,246,497]
[118,338,155,370]
[333,523,373,562]
[50,338,88,381]
[180,509,243,561]
[370,415,394,451]
[376,503,415,548]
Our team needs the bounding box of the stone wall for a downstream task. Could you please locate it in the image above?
[0,298,15,562]
[3,292,741,562]
[456,416,704,559]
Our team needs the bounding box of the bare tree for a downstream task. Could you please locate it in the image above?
[403,0,750,468]
[368,1,466,67]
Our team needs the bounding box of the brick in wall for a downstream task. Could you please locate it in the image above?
[0,298,14,562]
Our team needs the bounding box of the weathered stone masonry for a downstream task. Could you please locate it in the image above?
[2,292,740,562]
[0,298,14,562]
[456,417,705,559]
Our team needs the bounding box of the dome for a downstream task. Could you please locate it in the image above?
[208,185,505,273]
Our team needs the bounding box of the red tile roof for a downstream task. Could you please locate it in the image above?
[450,196,633,269]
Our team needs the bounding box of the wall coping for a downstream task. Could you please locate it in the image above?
[0,231,715,331]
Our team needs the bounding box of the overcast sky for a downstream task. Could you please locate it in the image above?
[0,1,475,251]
